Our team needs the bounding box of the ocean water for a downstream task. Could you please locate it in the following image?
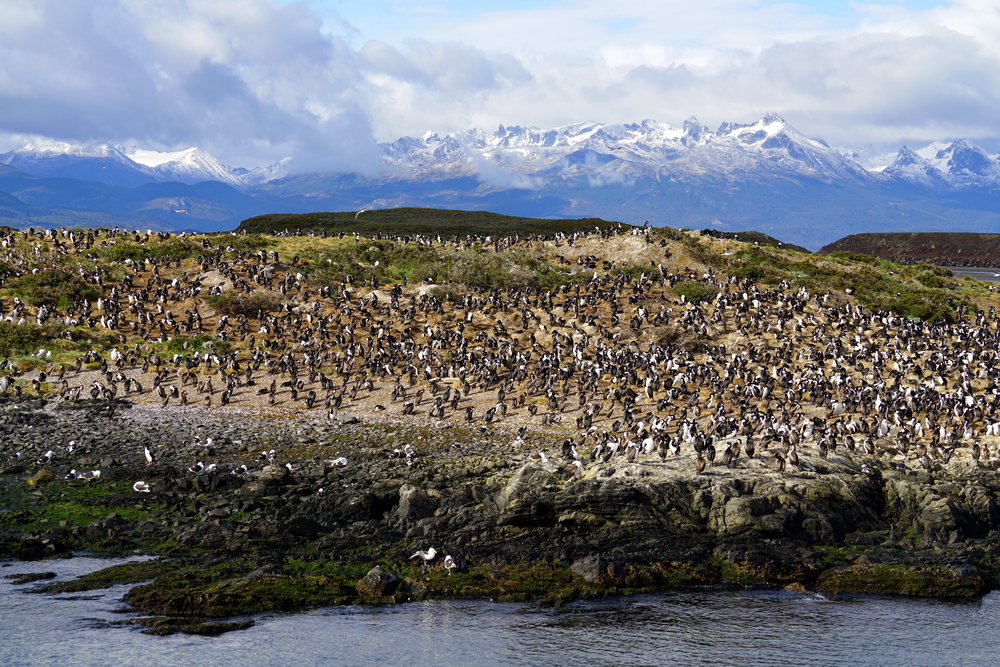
[1,556,997,667]
[944,267,1000,283]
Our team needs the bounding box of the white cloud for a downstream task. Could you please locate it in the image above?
[1,0,999,172]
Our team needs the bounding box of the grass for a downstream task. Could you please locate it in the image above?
[3,269,99,307]
[238,208,625,239]
[300,238,578,291]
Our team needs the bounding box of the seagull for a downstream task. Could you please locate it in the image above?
[410,547,437,564]
[231,464,248,476]
[77,470,101,481]
[188,461,204,473]
[315,487,325,498]
[64,469,77,480]
[173,208,189,213]
[328,456,348,467]
[36,450,54,465]
[144,446,156,466]
[133,481,151,493]
[443,554,457,575]
[66,440,76,454]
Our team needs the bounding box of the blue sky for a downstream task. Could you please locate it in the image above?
[0,0,993,170]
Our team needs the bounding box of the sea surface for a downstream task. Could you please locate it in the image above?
[944,267,1000,283]
[1,556,997,667]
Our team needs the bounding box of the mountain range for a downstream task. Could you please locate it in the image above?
[4,115,1000,248]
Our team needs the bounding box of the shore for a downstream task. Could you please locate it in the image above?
[2,396,999,635]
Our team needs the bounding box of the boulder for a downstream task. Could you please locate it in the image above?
[356,566,401,597]
[26,469,55,487]
[396,484,436,522]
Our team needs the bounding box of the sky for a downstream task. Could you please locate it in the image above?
[0,0,996,172]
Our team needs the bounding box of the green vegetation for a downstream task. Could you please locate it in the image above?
[683,240,975,323]
[203,292,282,318]
[4,269,99,307]
[816,564,987,598]
[239,208,623,238]
[301,239,577,291]
[673,281,719,304]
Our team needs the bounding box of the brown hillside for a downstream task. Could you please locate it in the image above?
[821,232,1000,267]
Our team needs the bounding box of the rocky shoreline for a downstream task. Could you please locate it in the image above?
[3,398,999,635]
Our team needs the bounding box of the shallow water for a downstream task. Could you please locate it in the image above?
[2,556,998,667]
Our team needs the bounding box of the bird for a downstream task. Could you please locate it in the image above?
[328,456,348,467]
[443,554,457,575]
[410,547,437,563]
[77,470,101,481]
[231,464,248,476]
[144,446,156,466]
[36,450,54,466]
[63,469,77,480]
[133,481,151,493]
[188,461,204,473]
[315,487,325,497]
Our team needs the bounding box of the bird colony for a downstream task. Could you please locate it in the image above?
[1,223,1000,483]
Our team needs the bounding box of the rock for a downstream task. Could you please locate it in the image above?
[398,577,431,597]
[356,566,401,597]
[396,484,436,523]
[26,469,55,486]
[570,555,626,586]
[4,572,56,584]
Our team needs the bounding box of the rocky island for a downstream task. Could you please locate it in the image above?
[2,211,1000,635]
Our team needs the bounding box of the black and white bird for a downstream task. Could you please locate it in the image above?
[77,470,101,481]
[63,469,77,480]
[188,461,204,473]
[144,446,156,466]
[133,481,151,493]
[36,450,54,465]
[443,554,457,575]
[328,456,348,467]
[231,464,248,476]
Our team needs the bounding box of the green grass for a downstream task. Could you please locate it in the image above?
[301,239,578,291]
[238,208,626,238]
[4,269,100,307]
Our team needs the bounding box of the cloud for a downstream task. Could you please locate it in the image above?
[2,0,1000,172]
[0,0,380,171]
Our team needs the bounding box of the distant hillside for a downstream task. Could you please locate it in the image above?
[698,228,810,254]
[237,208,627,238]
[821,233,1000,267]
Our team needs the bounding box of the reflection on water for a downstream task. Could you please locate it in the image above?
[2,556,998,667]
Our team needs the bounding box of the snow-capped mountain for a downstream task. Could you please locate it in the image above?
[379,113,875,187]
[0,141,286,189]
[7,113,1000,249]
[125,147,287,187]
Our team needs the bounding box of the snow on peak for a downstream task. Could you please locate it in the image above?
[0,139,287,188]
[126,147,203,168]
